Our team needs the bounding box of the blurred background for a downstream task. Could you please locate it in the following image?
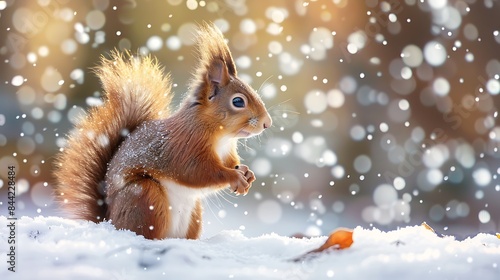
[0,0,499,239]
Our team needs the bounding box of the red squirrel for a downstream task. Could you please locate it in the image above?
[53,23,272,240]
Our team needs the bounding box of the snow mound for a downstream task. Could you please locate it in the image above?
[0,216,498,279]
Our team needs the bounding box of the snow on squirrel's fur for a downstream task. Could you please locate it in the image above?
[0,216,499,279]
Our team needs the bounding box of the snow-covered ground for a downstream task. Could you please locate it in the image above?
[0,216,498,280]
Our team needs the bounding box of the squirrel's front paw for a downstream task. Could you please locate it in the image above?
[230,164,255,196]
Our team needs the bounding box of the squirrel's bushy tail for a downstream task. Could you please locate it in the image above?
[54,51,173,222]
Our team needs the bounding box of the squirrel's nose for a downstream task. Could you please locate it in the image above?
[263,113,272,129]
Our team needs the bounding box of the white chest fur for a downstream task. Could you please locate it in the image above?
[160,179,212,238]
[215,136,236,160]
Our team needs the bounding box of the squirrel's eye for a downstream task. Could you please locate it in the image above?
[232,96,245,108]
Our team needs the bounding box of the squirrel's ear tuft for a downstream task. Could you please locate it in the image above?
[192,22,236,90]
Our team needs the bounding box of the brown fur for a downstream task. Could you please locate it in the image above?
[53,23,271,240]
[186,200,203,239]
[106,178,170,239]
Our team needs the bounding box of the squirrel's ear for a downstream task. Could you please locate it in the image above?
[189,23,237,102]
[193,23,237,89]
[208,59,230,86]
